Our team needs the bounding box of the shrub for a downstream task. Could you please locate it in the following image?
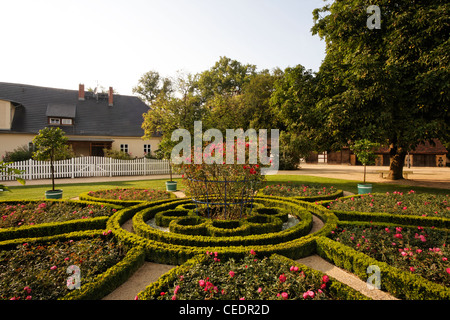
[327,191,450,218]
[86,188,172,202]
[0,200,120,229]
[137,251,368,300]
[330,223,450,287]
[0,232,127,300]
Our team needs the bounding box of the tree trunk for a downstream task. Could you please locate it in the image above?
[50,149,55,190]
[387,144,407,180]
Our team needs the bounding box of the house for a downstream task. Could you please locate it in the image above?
[0,82,161,159]
[305,140,448,167]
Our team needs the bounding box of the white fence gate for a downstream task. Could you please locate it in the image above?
[0,157,170,181]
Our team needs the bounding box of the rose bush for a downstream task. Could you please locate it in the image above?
[261,184,337,198]
[0,202,117,229]
[328,191,450,218]
[331,224,450,286]
[87,188,171,202]
[156,251,334,300]
[0,235,127,300]
[175,141,266,220]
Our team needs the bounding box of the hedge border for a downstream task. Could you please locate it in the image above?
[164,208,287,238]
[257,187,344,202]
[316,192,450,229]
[136,252,369,300]
[132,197,314,248]
[0,229,146,300]
[316,236,450,300]
[78,188,177,207]
[0,199,123,241]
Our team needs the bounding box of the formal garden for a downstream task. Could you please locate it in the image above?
[1,0,449,305]
[1,162,449,301]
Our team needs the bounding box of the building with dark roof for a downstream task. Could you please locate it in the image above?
[0,82,160,158]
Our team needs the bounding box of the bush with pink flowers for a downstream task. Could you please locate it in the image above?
[327,191,450,218]
[0,200,118,229]
[261,184,339,199]
[87,188,172,202]
[330,223,450,287]
[0,234,127,300]
[138,251,367,300]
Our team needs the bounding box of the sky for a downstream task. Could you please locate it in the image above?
[0,0,329,96]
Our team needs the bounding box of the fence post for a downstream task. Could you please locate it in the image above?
[71,158,75,179]
[28,158,33,181]
[109,157,112,177]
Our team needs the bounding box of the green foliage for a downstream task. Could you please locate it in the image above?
[2,145,33,162]
[310,0,450,179]
[103,148,133,160]
[352,139,380,166]
[32,127,71,191]
[352,139,380,183]
[0,161,25,192]
[0,233,127,300]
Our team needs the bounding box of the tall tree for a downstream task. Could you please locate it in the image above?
[132,70,173,105]
[197,56,257,101]
[311,0,449,179]
[270,65,319,169]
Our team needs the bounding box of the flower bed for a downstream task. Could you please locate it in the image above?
[137,251,367,300]
[0,200,120,229]
[87,188,172,202]
[0,233,128,300]
[327,191,450,218]
[259,184,343,202]
[330,223,450,287]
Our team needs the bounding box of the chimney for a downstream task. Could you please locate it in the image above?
[108,86,113,106]
[78,84,85,101]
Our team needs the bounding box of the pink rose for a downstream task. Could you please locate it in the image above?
[229,271,235,278]
[281,292,288,300]
[279,274,286,283]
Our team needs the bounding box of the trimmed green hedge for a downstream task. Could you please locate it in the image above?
[0,229,146,300]
[132,198,314,247]
[62,245,146,300]
[257,188,344,202]
[136,253,369,300]
[107,198,337,265]
[332,209,450,229]
[0,199,123,242]
[78,190,177,207]
[316,236,450,300]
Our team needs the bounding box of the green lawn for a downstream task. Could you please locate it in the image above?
[1,174,447,201]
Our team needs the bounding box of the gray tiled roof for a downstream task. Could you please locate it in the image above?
[0,82,150,137]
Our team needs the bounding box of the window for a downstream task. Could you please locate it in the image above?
[61,118,73,125]
[49,118,60,125]
[120,144,129,153]
[48,117,73,125]
[144,144,151,154]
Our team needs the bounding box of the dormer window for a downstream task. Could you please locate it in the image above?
[46,103,76,126]
[48,117,73,125]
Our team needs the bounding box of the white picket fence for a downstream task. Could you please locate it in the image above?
[0,156,170,181]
